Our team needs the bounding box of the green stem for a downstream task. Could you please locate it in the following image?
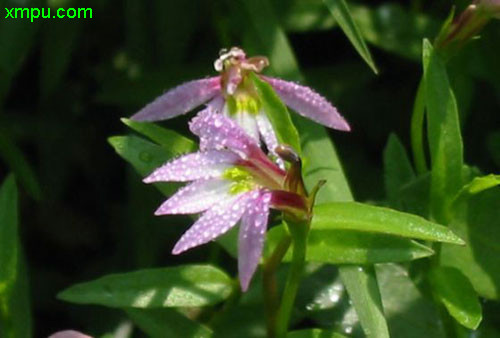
[263,234,292,338]
[275,221,309,338]
[410,78,428,175]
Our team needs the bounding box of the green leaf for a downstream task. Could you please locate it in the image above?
[127,308,212,338]
[312,202,464,244]
[3,252,32,338]
[265,225,434,264]
[296,118,352,203]
[0,176,32,338]
[461,174,500,195]
[108,135,178,196]
[429,266,482,329]
[121,118,196,154]
[287,328,347,338]
[422,39,464,222]
[383,133,415,206]
[323,0,378,74]
[58,265,234,308]
[0,175,18,291]
[0,131,42,200]
[377,264,446,338]
[440,188,500,300]
[339,266,388,338]
[250,72,301,153]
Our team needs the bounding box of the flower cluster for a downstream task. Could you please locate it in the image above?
[134,48,349,291]
[132,47,350,162]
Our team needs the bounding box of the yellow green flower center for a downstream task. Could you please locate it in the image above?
[223,167,256,195]
[226,94,261,116]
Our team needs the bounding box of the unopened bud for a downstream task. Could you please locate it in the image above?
[477,0,500,18]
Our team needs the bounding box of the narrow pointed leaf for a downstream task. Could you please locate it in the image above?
[340,266,387,337]
[250,72,301,153]
[121,118,196,154]
[58,265,233,308]
[312,202,464,244]
[429,266,482,329]
[265,225,434,264]
[323,0,378,74]
[462,174,500,195]
[127,308,213,338]
[422,39,463,222]
[0,176,32,338]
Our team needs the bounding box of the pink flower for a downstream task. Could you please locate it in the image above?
[131,47,350,161]
[144,108,311,291]
[48,330,92,338]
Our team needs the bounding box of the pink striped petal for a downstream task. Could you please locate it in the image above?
[189,108,259,158]
[144,150,238,183]
[263,76,350,131]
[172,192,252,254]
[154,179,232,215]
[238,190,271,291]
[131,77,221,121]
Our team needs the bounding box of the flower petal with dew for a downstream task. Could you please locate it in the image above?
[238,190,272,291]
[132,77,221,122]
[154,179,233,215]
[144,109,312,291]
[144,150,239,183]
[48,331,93,338]
[131,47,350,162]
[262,76,351,131]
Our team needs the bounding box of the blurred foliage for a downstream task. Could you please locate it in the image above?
[0,0,499,337]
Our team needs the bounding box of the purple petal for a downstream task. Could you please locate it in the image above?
[263,76,350,131]
[255,112,285,169]
[172,192,252,254]
[48,331,92,338]
[189,108,259,158]
[131,77,221,121]
[154,179,232,215]
[144,150,238,183]
[238,190,271,291]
